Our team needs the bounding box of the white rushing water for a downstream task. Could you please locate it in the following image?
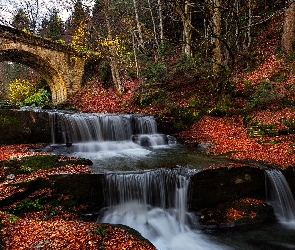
[100,169,229,250]
[265,169,295,228]
[49,112,159,143]
[48,111,175,154]
[47,112,178,171]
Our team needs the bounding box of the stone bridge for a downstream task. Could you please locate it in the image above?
[0,25,97,104]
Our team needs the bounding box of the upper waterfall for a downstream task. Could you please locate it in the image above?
[49,112,158,144]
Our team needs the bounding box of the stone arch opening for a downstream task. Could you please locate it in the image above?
[0,49,67,104]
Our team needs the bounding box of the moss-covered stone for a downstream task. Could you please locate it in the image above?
[1,155,58,175]
[107,223,154,245]
[1,154,92,176]
[94,223,156,249]
[0,109,51,144]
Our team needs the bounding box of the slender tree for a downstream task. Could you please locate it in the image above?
[158,0,164,42]
[183,0,192,56]
[132,0,144,49]
[212,0,222,72]
[147,0,159,47]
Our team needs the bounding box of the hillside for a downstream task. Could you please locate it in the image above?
[67,14,295,168]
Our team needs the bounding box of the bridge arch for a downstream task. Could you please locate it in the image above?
[0,49,67,104]
[0,24,87,104]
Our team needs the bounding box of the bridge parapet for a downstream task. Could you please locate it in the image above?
[0,24,81,55]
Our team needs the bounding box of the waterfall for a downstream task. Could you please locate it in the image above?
[265,169,295,227]
[49,112,158,143]
[100,168,228,250]
[45,111,178,172]
[104,168,191,213]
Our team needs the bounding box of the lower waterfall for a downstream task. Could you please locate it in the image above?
[99,168,229,250]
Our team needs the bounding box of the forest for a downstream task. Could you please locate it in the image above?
[1,0,295,249]
[1,0,295,165]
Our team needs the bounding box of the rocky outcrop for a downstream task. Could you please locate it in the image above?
[0,109,51,144]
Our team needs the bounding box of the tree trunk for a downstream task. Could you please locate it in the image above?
[131,32,140,77]
[133,0,144,49]
[282,1,295,54]
[183,0,192,56]
[211,0,222,73]
[158,0,164,42]
[147,0,159,47]
[247,0,252,48]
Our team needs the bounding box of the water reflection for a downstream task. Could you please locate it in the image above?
[47,143,232,173]
[211,223,295,250]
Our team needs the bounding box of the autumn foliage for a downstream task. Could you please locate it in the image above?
[0,146,156,249]
[0,210,155,249]
[178,113,295,167]
[2,6,295,249]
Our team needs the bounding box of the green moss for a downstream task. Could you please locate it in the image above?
[10,198,43,215]
[281,117,295,133]
[248,80,284,109]
[94,224,107,237]
[18,155,58,172]
[1,155,92,175]
[247,122,279,137]
[256,139,282,145]
[0,110,20,125]
[171,106,200,130]
[1,155,58,175]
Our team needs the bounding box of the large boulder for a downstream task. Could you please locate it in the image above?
[188,165,266,210]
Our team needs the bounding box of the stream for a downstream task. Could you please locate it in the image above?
[28,108,295,249]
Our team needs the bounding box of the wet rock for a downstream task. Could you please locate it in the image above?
[48,174,104,209]
[281,166,295,196]
[132,134,169,146]
[188,165,266,210]
[41,105,54,110]
[199,198,275,228]
[197,142,212,151]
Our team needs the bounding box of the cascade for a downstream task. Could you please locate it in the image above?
[100,168,227,250]
[46,111,177,172]
[50,112,158,143]
[265,169,295,227]
[48,112,175,149]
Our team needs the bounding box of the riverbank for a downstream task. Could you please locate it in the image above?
[177,112,295,168]
[0,151,156,249]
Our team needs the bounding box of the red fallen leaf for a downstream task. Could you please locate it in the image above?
[178,113,295,167]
